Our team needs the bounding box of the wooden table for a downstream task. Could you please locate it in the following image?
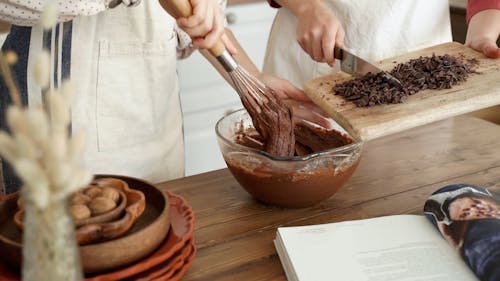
[158,116,500,281]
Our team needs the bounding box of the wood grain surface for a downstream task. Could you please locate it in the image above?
[303,42,500,141]
[157,116,500,281]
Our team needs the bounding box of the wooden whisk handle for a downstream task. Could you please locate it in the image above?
[159,0,227,57]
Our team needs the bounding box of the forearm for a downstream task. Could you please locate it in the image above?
[0,0,113,26]
[273,0,322,16]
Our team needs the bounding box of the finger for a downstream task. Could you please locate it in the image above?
[182,0,207,28]
[322,25,336,66]
[300,102,331,118]
[179,11,214,39]
[292,106,333,129]
[275,82,312,102]
[294,116,333,130]
[193,8,223,49]
[482,44,500,59]
[297,32,312,60]
[311,29,324,62]
[282,99,333,129]
[335,26,345,49]
[329,27,345,67]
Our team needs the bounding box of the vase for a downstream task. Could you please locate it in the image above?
[22,195,83,281]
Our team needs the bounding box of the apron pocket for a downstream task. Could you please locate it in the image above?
[96,36,175,152]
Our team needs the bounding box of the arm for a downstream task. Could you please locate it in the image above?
[199,28,310,103]
[160,0,332,127]
[200,28,332,128]
[466,0,500,58]
[270,0,344,66]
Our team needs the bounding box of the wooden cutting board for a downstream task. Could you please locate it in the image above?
[304,42,500,141]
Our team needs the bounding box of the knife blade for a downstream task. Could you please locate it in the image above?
[334,47,402,86]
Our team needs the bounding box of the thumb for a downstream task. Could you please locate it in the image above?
[469,39,500,59]
[278,78,312,102]
[285,87,312,103]
[482,43,500,59]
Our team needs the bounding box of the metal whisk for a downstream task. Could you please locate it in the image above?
[160,0,295,157]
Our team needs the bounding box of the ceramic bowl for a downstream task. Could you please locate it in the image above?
[0,175,170,274]
[215,109,363,208]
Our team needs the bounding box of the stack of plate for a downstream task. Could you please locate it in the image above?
[0,188,196,281]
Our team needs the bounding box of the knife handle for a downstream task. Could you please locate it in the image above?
[334,47,344,60]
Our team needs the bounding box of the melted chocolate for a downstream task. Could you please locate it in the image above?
[238,85,295,157]
[235,122,352,156]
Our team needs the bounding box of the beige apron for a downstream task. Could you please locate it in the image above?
[263,0,453,87]
[27,2,184,184]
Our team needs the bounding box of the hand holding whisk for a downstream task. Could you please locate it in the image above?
[160,0,296,157]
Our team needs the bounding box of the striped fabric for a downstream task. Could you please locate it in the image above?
[0,21,73,194]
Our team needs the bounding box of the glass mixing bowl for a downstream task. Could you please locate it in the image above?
[215,109,363,208]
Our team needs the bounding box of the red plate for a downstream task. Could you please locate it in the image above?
[133,239,196,281]
[163,242,197,281]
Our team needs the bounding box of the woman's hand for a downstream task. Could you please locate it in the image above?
[279,0,345,66]
[175,0,236,53]
[260,74,333,129]
[466,9,500,59]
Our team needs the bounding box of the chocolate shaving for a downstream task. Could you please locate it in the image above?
[334,54,476,107]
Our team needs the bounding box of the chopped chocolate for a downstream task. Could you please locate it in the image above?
[334,54,476,107]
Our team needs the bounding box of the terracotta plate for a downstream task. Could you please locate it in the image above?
[162,243,197,281]
[131,239,196,281]
[85,190,195,280]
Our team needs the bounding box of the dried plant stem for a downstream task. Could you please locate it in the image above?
[0,52,21,107]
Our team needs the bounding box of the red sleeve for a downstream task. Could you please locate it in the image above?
[267,0,281,8]
[467,0,500,23]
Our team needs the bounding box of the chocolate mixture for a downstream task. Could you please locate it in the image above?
[239,86,295,157]
[235,122,353,156]
[230,122,359,208]
[232,87,358,207]
[335,54,477,107]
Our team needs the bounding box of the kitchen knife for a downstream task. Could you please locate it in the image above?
[334,47,402,86]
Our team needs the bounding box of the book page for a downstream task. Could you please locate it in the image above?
[276,215,479,281]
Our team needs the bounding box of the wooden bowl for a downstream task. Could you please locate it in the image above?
[73,181,129,227]
[13,188,127,230]
[11,178,146,245]
[0,175,170,274]
[76,178,147,245]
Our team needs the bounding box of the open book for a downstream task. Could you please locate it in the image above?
[275,184,500,281]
